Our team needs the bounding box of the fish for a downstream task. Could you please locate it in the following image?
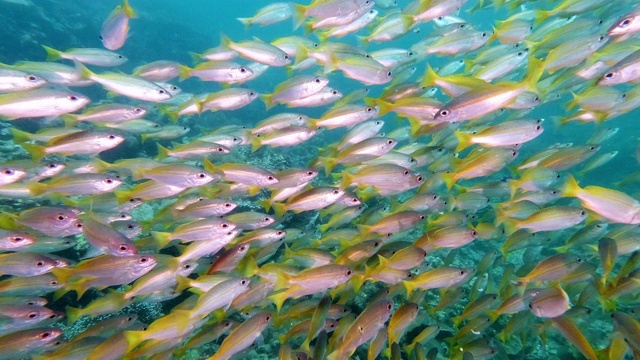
[0,87,90,120]
[100,0,137,51]
[43,46,127,67]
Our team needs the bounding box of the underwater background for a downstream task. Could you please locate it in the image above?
[0,0,638,359]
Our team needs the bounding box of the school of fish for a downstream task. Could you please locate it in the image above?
[0,0,639,358]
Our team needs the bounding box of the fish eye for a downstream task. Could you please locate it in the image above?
[139,257,149,263]
[346,270,352,276]
[332,90,338,95]
[439,109,449,117]
[332,189,339,194]
[27,75,38,81]
[158,89,166,94]
[265,315,271,321]
[76,223,83,228]
[127,224,134,229]
[366,107,373,112]
[249,91,255,96]
[240,279,247,285]
[620,18,631,27]
[580,210,586,216]
[40,332,51,339]
[589,146,596,150]
[67,95,78,101]
[471,230,478,236]
[460,270,466,275]
[387,303,392,310]
[314,78,321,83]
[403,170,409,175]
[387,71,392,77]
[481,32,488,38]
[11,236,24,242]
[604,72,615,78]
[420,215,425,220]
[283,54,289,60]
[134,107,144,113]
[35,261,44,267]
[306,171,314,175]
[117,55,123,58]
[224,203,232,207]
[47,163,57,168]
[2,169,14,175]
[417,176,423,181]
[263,217,270,222]
[105,178,113,184]
[197,173,206,179]
[56,215,66,221]
[277,230,284,235]
[170,86,178,91]
[239,67,247,73]
[598,35,605,41]
[535,125,541,131]
[517,52,523,56]
[108,134,116,139]
[386,140,394,144]
[267,176,275,181]
[119,245,128,251]
[221,223,229,228]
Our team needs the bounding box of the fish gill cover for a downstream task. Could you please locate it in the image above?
[0,0,638,359]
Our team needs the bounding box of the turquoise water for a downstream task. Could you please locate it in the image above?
[0,0,638,359]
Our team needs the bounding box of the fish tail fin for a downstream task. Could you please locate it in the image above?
[250,135,263,152]
[74,60,94,80]
[150,232,172,249]
[315,31,329,45]
[272,202,287,218]
[454,130,473,153]
[42,45,62,61]
[202,157,220,175]
[487,310,500,323]
[188,51,201,64]
[293,44,309,66]
[507,179,520,199]
[524,56,544,93]
[59,114,79,127]
[21,143,47,162]
[258,198,273,212]
[291,4,307,30]
[0,213,18,230]
[9,127,33,143]
[302,21,314,36]
[318,223,330,233]
[123,331,145,354]
[270,292,288,315]
[27,182,48,197]
[114,189,132,205]
[317,156,336,176]
[421,63,439,88]
[533,10,550,27]
[236,17,252,28]
[367,97,393,116]
[339,171,354,190]
[65,306,82,325]
[260,93,274,110]
[122,0,137,18]
[501,218,519,236]
[219,33,232,50]
[440,171,457,191]
[155,143,170,160]
[178,64,191,81]
[562,175,581,198]
[403,280,417,297]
